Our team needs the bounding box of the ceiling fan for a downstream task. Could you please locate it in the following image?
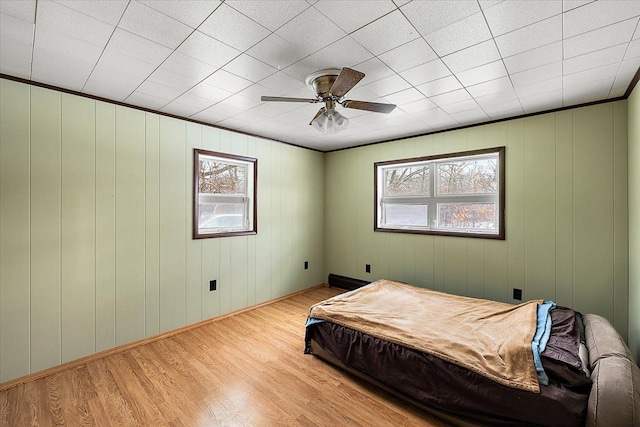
[260,67,396,134]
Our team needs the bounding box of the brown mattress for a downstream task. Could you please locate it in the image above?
[305,306,591,427]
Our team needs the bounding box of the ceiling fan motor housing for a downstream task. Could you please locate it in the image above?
[305,69,342,99]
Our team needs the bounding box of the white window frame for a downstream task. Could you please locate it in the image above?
[193,149,257,239]
[374,147,505,239]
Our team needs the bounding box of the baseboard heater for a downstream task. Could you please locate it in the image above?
[328,274,370,291]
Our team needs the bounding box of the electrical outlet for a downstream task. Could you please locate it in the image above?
[304,261,309,270]
[513,288,522,300]
[365,264,371,273]
[210,280,217,291]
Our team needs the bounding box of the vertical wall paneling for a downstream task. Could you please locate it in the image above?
[482,122,509,302]
[217,132,232,314]
[356,148,378,282]
[613,102,629,339]
[506,119,526,302]
[230,132,250,308]
[115,107,146,345]
[270,143,282,299]
[201,126,221,318]
[524,115,556,301]
[61,93,96,362]
[158,117,186,332]
[254,140,272,304]
[0,80,31,381]
[185,123,202,324]
[555,111,574,308]
[30,87,62,372]
[628,86,640,362]
[279,145,294,295]
[145,113,160,336]
[246,137,257,305]
[95,101,116,352]
[573,105,615,320]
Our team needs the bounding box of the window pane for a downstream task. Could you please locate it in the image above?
[199,159,246,195]
[438,203,495,230]
[384,204,428,227]
[384,166,429,196]
[199,202,245,229]
[437,158,496,194]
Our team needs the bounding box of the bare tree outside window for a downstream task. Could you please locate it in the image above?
[193,149,257,239]
[375,147,505,239]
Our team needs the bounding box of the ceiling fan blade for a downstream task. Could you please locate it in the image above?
[309,107,326,125]
[261,96,318,103]
[329,67,365,98]
[342,100,396,114]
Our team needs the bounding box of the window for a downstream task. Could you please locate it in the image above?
[375,147,504,239]
[193,149,257,239]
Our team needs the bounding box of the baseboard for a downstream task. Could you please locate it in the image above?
[0,283,328,392]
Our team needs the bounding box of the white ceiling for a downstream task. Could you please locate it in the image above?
[1,0,640,152]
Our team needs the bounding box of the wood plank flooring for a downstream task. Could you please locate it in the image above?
[0,286,451,426]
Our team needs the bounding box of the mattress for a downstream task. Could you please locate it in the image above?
[304,283,591,426]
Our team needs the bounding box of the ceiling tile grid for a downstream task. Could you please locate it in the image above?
[0,0,639,151]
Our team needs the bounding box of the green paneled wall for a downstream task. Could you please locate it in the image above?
[324,102,629,340]
[629,85,640,365]
[0,79,325,382]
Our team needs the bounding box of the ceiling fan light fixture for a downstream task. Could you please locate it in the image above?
[311,108,349,134]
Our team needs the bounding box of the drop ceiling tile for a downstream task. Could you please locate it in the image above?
[192,102,243,122]
[0,0,35,22]
[416,75,462,97]
[0,34,32,79]
[139,0,221,28]
[1,11,34,45]
[351,57,396,84]
[635,22,640,39]
[37,0,114,47]
[511,61,562,88]
[519,89,563,113]
[383,87,424,105]
[118,1,192,49]
[35,27,102,67]
[399,98,438,114]
[563,18,638,59]
[363,74,411,97]
[430,89,472,107]
[440,99,480,115]
[563,79,615,105]
[626,39,640,60]
[246,33,306,69]
[226,0,309,31]
[217,94,264,111]
[107,28,173,67]
[258,71,308,95]
[399,59,451,86]
[562,1,595,13]
[467,76,515,98]
[340,85,382,102]
[478,1,504,10]
[136,80,183,100]
[250,101,304,118]
[202,69,253,93]
[83,68,143,100]
[495,15,561,57]
[564,44,627,75]
[177,31,240,68]
[162,52,216,83]
[185,82,233,103]
[223,54,278,83]
[456,60,507,87]
[146,66,202,93]
[514,76,562,98]
[199,4,271,51]
[236,83,272,102]
[53,0,128,26]
[161,99,211,117]
[503,41,562,74]
[618,58,640,77]
[125,91,170,110]
[424,13,491,57]
[483,0,561,37]
[401,1,480,35]
[378,38,438,72]
[313,0,397,33]
[350,9,419,56]
[563,63,619,88]
[482,99,524,119]
[91,49,156,81]
[563,0,640,38]
[474,86,519,106]
[441,40,500,74]
[275,7,347,57]
[449,108,489,124]
[31,48,94,91]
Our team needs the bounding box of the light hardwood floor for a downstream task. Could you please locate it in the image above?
[0,285,450,426]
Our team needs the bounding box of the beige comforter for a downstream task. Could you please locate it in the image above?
[309,280,542,392]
